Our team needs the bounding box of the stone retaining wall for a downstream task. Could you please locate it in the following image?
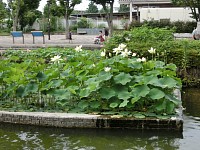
[0,111,183,131]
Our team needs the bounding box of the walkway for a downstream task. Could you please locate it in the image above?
[0,34,102,50]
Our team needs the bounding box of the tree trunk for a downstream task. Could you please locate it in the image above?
[103,2,114,37]
[65,13,69,39]
[12,0,20,31]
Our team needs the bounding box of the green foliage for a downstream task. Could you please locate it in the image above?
[118,4,129,13]
[86,2,98,13]
[18,0,42,30]
[0,0,8,23]
[77,17,92,28]
[129,20,196,33]
[0,46,181,117]
[104,26,200,86]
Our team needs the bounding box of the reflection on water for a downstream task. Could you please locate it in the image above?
[182,88,200,117]
[0,88,200,150]
[0,124,182,150]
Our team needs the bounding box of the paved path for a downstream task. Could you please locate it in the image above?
[0,33,193,50]
[0,34,102,50]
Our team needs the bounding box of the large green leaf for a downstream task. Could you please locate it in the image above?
[98,72,112,82]
[114,72,132,85]
[51,79,63,88]
[165,94,180,105]
[90,101,101,109]
[148,88,165,100]
[117,90,131,100]
[25,82,38,93]
[159,77,178,88]
[128,61,143,69]
[131,85,150,97]
[85,78,96,85]
[119,100,129,107]
[16,86,27,97]
[109,102,119,108]
[50,89,71,100]
[67,86,79,94]
[155,100,166,112]
[36,72,47,82]
[166,101,175,114]
[131,97,140,104]
[133,113,146,119]
[100,88,116,99]
[147,77,165,88]
[165,63,177,71]
[61,69,71,77]
[88,81,100,92]
[78,101,89,109]
[145,61,155,70]
[154,61,165,68]
[43,79,63,90]
[79,88,91,98]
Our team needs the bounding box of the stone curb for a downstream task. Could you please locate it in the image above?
[0,111,183,131]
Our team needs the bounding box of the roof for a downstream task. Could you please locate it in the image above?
[119,0,173,7]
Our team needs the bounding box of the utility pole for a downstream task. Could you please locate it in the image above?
[64,0,69,39]
[47,0,51,40]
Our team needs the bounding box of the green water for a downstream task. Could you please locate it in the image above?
[0,88,200,150]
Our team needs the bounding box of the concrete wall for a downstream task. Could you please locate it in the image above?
[140,7,195,22]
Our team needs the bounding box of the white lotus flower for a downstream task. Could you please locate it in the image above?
[132,53,137,57]
[136,58,142,62]
[75,45,83,52]
[141,57,146,62]
[125,37,130,41]
[171,117,177,120]
[148,47,156,54]
[136,57,146,62]
[113,47,122,55]
[92,64,96,67]
[101,49,106,57]
[104,67,111,72]
[121,48,132,57]
[118,43,126,50]
[51,55,63,63]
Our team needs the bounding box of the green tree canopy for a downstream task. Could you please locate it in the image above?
[172,0,200,21]
[86,1,98,13]
[0,0,8,23]
[7,0,41,31]
[90,0,115,36]
[18,0,42,30]
[118,4,129,13]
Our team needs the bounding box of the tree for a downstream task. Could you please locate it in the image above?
[8,0,41,31]
[118,4,129,13]
[57,0,82,39]
[18,0,41,30]
[172,0,200,22]
[86,1,98,13]
[8,0,23,31]
[90,0,115,36]
[0,0,8,28]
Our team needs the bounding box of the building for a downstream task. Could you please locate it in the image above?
[118,0,195,22]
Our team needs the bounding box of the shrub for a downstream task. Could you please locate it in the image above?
[130,20,197,33]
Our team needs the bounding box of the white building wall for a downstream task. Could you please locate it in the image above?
[140,7,195,22]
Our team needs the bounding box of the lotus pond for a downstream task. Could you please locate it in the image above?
[0,88,199,150]
[0,47,181,119]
